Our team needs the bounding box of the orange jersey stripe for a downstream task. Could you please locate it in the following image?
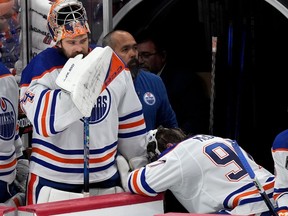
[132,170,147,196]
[32,66,63,81]
[41,91,51,137]
[0,158,16,169]
[27,173,37,205]
[101,53,126,92]
[12,196,21,207]
[232,188,259,207]
[33,147,116,164]
[272,148,288,152]
[0,73,12,78]
[119,119,145,129]
[232,180,274,207]
[90,149,117,163]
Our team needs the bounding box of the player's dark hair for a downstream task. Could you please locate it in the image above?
[147,126,187,162]
[156,126,187,152]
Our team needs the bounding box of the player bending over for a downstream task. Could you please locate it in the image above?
[119,126,277,215]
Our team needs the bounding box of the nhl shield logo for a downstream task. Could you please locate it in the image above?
[143,92,156,106]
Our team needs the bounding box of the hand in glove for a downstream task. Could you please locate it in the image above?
[116,155,131,192]
[15,159,29,193]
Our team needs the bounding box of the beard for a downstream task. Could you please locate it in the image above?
[57,47,85,59]
[57,41,89,58]
[127,57,140,80]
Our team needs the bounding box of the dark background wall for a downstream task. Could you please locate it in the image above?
[113,0,288,172]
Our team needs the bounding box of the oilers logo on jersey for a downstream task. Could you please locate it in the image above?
[89,89,111,124]
[0,97,16,140]
[143,92,156,106]
[21,91,35,105]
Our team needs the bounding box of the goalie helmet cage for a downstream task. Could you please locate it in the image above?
[47,0,90,43]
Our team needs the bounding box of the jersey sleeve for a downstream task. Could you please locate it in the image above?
[272,130,288,209]
[0,67,23,183]
[116,68,148,166]
[19,52,83,137]
[127,151,182,196]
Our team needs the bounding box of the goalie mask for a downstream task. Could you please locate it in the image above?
[47,0,90,43]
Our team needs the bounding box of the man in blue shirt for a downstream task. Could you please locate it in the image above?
[137,35,210,135]
[102,30,178,130]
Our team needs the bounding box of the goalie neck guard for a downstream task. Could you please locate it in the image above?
[47,0,90,43]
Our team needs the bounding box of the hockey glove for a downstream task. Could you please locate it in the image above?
[14,159,29,193]
[56,46,113,117]
[116,155,131,192]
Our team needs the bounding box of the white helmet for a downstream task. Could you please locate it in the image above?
[47,0,90,43]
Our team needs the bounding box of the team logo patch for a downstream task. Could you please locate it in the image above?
[88,89,111,124]
[0,97,16,140]
[143,92,156,106]
[21,91,35,104]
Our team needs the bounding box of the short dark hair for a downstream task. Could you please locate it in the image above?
[136,32,166,53]
[102,31,114,48]
[156,126,187,152]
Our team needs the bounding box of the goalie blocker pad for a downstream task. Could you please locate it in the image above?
[56,46,113,117]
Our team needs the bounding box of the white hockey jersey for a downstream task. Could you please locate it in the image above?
[272,129,288,211]
[0,64,23,184]
[19,47,147,184]
[128,134,275,215]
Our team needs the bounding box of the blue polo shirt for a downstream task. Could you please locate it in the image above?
[134,69,178,130]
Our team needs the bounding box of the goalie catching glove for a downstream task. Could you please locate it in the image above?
[56,46,113,117]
